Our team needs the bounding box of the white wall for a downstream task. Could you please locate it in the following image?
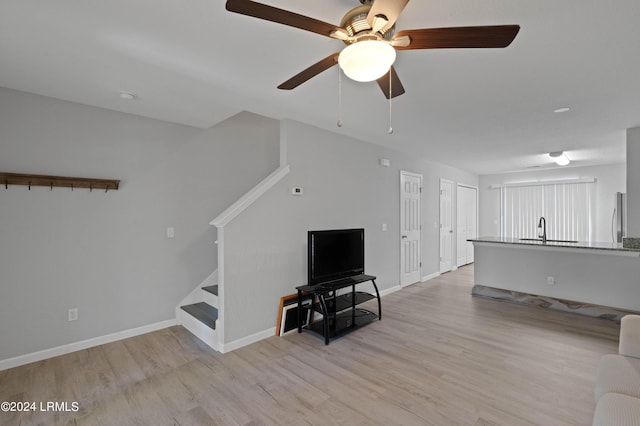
[627,127,640,236]
[0,87,279,361]
[479,164,626,243]
[222,119,478,343]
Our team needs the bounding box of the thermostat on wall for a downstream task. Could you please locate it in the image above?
[291,187,303,196]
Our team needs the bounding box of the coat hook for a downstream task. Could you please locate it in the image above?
[71,184,74,192]
[105,185,109,193]
[28,181,31,190]
[50,182,53,191]
[4,180,7,189]
[90,185,93,192]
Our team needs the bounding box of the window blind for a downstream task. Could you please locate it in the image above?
[500,181,595,242]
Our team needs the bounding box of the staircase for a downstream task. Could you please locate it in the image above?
[178,284,220,351]
[178,165,290,353]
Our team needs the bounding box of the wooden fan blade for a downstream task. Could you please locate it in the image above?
[376,66,405,99]
[278,53,340,90]
[393,25,520,50]
[367,0,409,33]
[226,0,341,38]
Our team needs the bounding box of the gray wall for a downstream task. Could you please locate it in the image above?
[627,127,640,236]
[0,87,279,360]
[479,163,626,243]
[223,119,478,342]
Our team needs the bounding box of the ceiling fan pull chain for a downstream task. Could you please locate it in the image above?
[388,70,393,134]
[337,66,343,128]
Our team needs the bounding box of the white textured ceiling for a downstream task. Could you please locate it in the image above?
[1,0,639,174]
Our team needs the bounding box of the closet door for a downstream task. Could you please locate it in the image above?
[439,179,453,273]
[457,185,478,266]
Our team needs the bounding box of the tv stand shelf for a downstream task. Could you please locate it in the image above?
[296,274,381,345]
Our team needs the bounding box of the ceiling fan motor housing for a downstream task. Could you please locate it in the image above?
[339,4,395,44]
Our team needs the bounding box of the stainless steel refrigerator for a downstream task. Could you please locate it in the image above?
[613,192,627,243]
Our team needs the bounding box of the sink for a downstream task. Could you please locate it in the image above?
[519,238,578,243]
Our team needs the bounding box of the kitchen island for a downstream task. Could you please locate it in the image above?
[470,237,640,319]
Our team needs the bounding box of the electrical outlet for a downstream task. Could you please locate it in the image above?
[68,308,78,321]
[547,276,556,286]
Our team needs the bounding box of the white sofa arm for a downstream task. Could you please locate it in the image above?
[619,315,640,359]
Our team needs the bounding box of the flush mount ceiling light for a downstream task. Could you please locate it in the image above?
[549,151,570,166]
[338,40,397,82]
[118,91,137,100]
[554,107,571,113]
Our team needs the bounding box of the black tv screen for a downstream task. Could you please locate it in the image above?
[308,228,364,285]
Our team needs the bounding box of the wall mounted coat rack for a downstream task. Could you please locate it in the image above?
[0,172,120,192]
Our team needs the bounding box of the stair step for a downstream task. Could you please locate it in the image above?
[202,285,218,296]
[180,302,218,329]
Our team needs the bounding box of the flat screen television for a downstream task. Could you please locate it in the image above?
[308,228,364,285]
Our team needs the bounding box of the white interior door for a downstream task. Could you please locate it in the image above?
[439,179,453,273]
[457,185,478,267]
[400,171,422,286]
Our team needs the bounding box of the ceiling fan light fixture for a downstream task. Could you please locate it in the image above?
[338,40,396,82]
[549,151,570,166]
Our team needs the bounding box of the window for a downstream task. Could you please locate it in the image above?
[499,179,595,242]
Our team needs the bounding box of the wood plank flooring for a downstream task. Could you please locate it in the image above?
[0,266,620,425]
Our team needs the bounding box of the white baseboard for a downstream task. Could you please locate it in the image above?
[0,319,176,372]
[379,285,402,297]
[220,327,276,353]
[422,271,441,282]
[1,271,446,370]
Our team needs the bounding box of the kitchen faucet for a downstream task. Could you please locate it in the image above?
[538,216,547,243]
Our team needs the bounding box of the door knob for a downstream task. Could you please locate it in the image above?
[402,235,407,239]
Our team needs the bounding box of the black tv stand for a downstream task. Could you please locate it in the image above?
[296,274,381,345]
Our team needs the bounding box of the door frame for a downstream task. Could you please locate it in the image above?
[456,183,478,267]
[400,170,423,287]
[439,179,454,274]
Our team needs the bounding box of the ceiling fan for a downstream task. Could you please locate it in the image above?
[225,0,520,99]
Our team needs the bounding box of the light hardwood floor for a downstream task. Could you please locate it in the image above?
[0,266,620,425]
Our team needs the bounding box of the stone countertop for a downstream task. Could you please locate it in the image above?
[468,236,640,253]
